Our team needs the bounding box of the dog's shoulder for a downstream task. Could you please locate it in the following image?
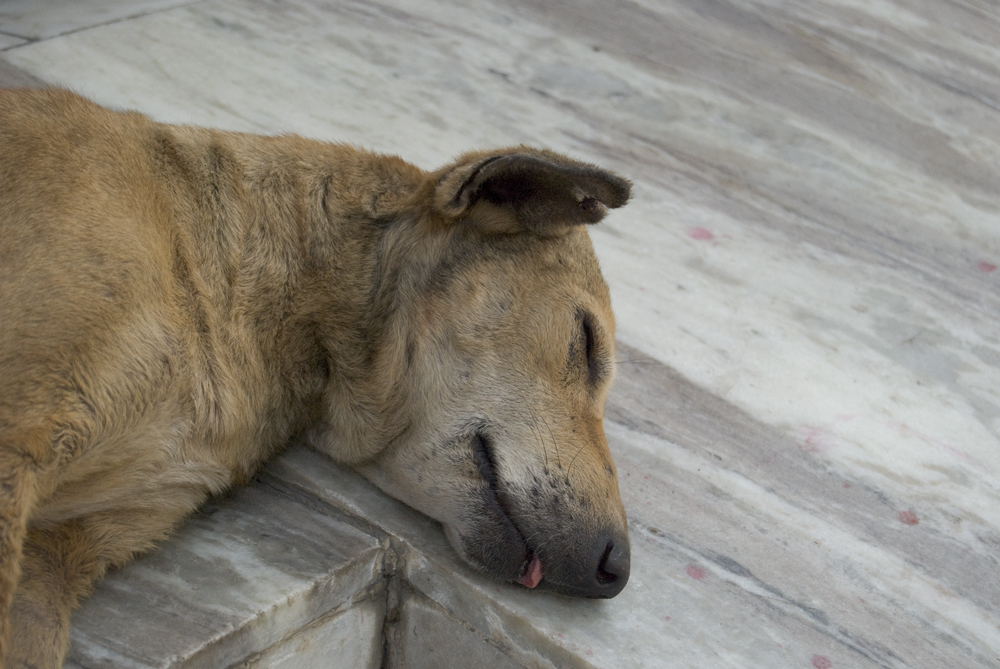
[1,86,104,120]
[0,87,152,150]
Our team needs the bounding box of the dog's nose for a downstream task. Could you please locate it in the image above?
[586,535,630,598]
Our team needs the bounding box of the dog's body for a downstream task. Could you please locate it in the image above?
[0,89,631,668]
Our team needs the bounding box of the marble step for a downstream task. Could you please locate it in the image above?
[65,444,554,669]
[65,462,388,668]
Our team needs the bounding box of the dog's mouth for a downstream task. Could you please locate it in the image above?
[517,553,543,588]
[471,432,543,588]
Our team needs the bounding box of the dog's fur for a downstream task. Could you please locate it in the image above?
[0,88,631,668]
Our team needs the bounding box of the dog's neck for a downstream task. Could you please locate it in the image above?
[162,127,435,467]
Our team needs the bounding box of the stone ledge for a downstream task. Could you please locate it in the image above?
[269,444,622,669]
[236,597,386,669]
[387,589,525,669]
[66,464,389,668]
[67,442,616,668]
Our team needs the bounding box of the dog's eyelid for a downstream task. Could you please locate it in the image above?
[472,431,500,488]
[582,313,596,363]
[576,309,607,387]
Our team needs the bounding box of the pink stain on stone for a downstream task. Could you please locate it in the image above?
[687,226,715,241]
[797,425,836,454]
[686,565,707,580]
[898,510,919,525]
[977,260,997,273]
[812,655,832,669]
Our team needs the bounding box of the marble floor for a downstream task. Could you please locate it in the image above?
[3,0,1000,667]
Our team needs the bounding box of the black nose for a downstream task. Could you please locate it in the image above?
[584,535,630,598]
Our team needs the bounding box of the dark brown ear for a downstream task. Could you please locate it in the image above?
[434,150,631,236]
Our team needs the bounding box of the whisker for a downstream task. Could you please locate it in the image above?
[541,412,562,472]
[519,400,549,474]
[566,442,587,477]
[615,357,659,365]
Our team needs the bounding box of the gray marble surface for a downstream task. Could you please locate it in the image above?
[2,0,999,667]
[64,479,386,668]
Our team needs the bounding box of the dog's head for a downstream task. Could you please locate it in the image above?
[324,148,631,598]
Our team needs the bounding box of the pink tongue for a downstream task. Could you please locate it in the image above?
[516,556,543,589]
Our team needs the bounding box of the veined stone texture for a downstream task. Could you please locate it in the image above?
[2,0,999,667]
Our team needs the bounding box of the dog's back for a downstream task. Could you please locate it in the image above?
[0,91,431,664]
[0,91,312,664]
[1,90,187,419]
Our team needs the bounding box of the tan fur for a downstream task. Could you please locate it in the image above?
[0,89,631,668]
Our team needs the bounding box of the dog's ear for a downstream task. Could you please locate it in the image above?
[433,150,631,236]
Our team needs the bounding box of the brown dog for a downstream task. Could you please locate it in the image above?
[0,88,631,668]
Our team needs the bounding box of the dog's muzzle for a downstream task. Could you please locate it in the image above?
[466,431,630,598]
[535,528,630,599]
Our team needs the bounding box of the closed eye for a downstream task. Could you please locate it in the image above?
[472,432,499,489]
[576,310,606,387]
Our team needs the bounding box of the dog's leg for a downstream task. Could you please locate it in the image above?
[0,442,45,669]
[6,502,194,669]
[6,521,109,669]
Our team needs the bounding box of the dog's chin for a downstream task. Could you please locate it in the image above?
[443,487,534,584]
